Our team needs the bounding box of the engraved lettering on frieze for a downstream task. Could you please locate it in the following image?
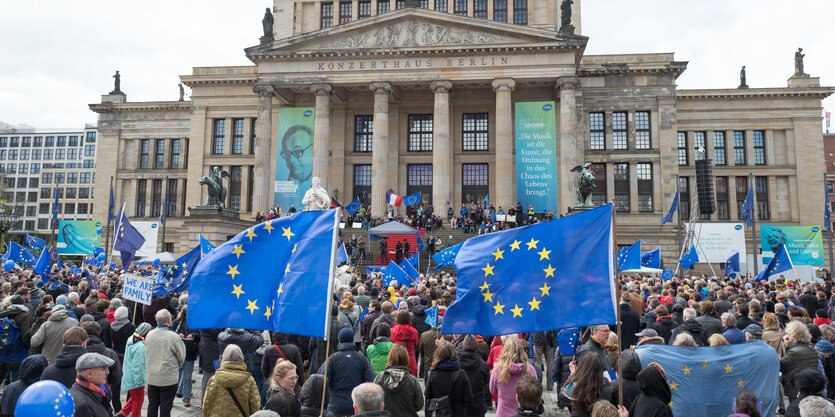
[324,22,506,50]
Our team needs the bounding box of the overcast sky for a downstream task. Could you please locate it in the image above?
[0,0,832,130]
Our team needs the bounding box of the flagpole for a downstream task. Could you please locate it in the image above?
[750,173,759,277]
[675,174,682,251]
[320,207,342,417]
[104,203,127,276]
[161,176,168,252]
[825,173,834,278]
[609,201,623,408]
[104,177,113,261]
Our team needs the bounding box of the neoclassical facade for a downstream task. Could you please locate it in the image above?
[91,0,831,263]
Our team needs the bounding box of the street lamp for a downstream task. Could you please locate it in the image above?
[0,205,20,248]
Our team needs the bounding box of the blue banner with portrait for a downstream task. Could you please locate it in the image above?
[57,220,102,255]
[515,102,557,212]
[275,107,315,212]
[760,225,825,265]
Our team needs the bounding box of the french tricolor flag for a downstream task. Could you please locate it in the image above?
[386,191,403,207]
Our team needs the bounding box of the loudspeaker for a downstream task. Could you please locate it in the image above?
[695,159,716,215]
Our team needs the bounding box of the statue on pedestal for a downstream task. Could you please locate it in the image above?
[738,66,748,89]
[571,163,596,207]
[199,166,230,207]
[302,176,331,211]
[178,83,185,101]
[559,0,574,34]
[795,48,806,76]
[111,71,122,94]
[262,8,274,38]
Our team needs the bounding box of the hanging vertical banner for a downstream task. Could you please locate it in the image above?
[275,107,315,211]
[760,225,824,265]
[515,101,558,211]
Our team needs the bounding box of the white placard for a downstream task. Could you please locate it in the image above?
[111,221,159,258]
[685,222,747,263]
[122,274,155,305]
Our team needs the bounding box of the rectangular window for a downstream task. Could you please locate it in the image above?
[67,172,78,184]
[353,164,372,207]
[16,178,26,188]
[43,149,53,159]
[713,131,726,165]
[462,113,488,151]
[0,137,7,146]
[637,163,653,212]
[155,139,165,169]
[64,203,75,215]
[86,132,96,143]
[396,0,405,9]
[20,149,29,160]
[359,1,371,18]
[151,179,163,218]
[69,136,79,146]
[248,119,257,155]
[354,115,373,152]
[28,178,37,188]
[715,176,729,220]
[170,139,180,169]
[434,0,447,12]
[589,163,607,206]
[462,163,488,204]
[79,172,91,183]
[513,0,527,24]
[453,0,466,15]
[635,111,650,149]
[735,176,748,221]
[753,130,766,165]
[407,114,433,152]
[419,0,429,8]
[229,166,242,211]
[55,173,65,184]
[679,176,690,220]
[39,203,50,215]
[42,173,52,184]
[493,0,506,21]
[212,119,225,155]
[21,137,30,147]
[473,0,487,18]
[37,218,48,229]
[5,164,14,174]
[230,119,245,154]
[614,163,630,212]
[140,139,150,169]
[9,137,19,147]
[57,136,66,147]
[612,112,627,150]
[77,203,88,215]
[339,2,351,24]
[377,0,389,13]
[756,176,769,220]
[8,150,17,160]
[322,2,335,27]
[55,149,65,160]
[26,205,35,215]
[66,188,76,199]
[733,131,746,165]
[0,150,5,159]
[18,163,27,174]
[84,144,95,156]
[136,179,147,217]
[45,136,54,147]
[79,188,89,199]
[693,131,706,160]
[33,137,42,147]
[589,112,605,150]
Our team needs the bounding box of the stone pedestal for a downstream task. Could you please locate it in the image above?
[101,92,127,104]
[559,25,575,35]
[260,35,274,44]
[787,75,820,88]
[175,206,253,253]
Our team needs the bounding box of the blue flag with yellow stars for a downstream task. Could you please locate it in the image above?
[113,206,146,267]
[679,245,699,269]
[757,244,793,281]
[432,243,462,270]
[25,234,45,252]
[557,328,580,355]
[617,240,641,271]
[640,248,660,269]
[33,246,51,277]
[188,209,340,338]
[636,341,779,417]
[344,197,361,216]
[406,252,419,270]
[383,261,408,287]
[7,242,37,265]
[200,235,216,257]
[47,246,64,269]
[424,306,439,328]
[399,259,420,284]
[724,252,740,278]
[154,245,202,296]
[83,268,100,291]
[661,268,674,280]
[336,243,350,265]
[441,204,616,336]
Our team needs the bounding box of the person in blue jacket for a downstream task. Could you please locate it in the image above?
[318,328,376,416]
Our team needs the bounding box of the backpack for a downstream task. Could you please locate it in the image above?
[0,315,26,363]
[426,369,460,417]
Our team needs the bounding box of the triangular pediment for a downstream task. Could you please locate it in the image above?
[246,8,586,58]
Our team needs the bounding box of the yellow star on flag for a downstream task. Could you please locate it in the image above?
[526,238,539,250]
[528,297,541,311]
[479,281,490,291]
[245,299,259,314]
[543,264,556,278]
[669,380,679,390]
[231,244,245,258]
[682,366,691,375]
[226,265,240,279]
[181,262,187,269]
[263,221,275,234]
[292,243,297,253]
[539,283,551,296]
[511,304,524,318]
[493,302,505,315]
[492,248,504,261]
[509,240,521,251]
[282,226,294,241]
[285,264,291,274]
[245,228,257,242]
[277,282,284,297]
[482,263,495,277]
[482,290,494,302]
[264,306,272,320]
[702,361,709,368]
[231,284,245,298]
[737,379,745,388]
[537,248,551,260]
[724,364,733,373]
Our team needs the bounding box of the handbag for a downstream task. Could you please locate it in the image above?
[426,395,452,417]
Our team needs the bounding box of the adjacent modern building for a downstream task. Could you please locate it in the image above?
[0,124,98,240]
[90,0,832,265]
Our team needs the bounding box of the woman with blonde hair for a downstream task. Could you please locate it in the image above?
[202,344,261,417]
[264,358,301,417]
[781,320,818,401]
[762,312,786,357]
[672,332,698,347]
[338,298,361,347]
[489,336,537,417]
[708,334,729,346]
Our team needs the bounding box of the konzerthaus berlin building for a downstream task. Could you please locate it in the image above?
[91,0,832,261]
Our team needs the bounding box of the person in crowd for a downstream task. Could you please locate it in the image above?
[264,358,301,417]
[459,335,490,417]
[318,327,376,416]
[425,340,475,416]
[619,293,640,349]
[172,304,199,408]
[509,374,547,417]
[370,301,396,346]
[732,390,762,417]
[721,312,746,345]
[373,344,423,417]
[203,344,261,417]
[651,305,676,343]
[490,336,538,417]
[560,352,617,417]
[298,373,335,417]
[798,395,835,416]
[0,354,47,417]
[762,312,786,357]
[696,300,724,337]
[351,382,390,417]
[709,334,730,346]
[785,368,829,417]
[145,309,186,417]
[619,350,642,411]
[390,309,419,377]
[31,304,78,364]
[0,294,30,384]
[531,330,557,392]
[119,322,151,417]
[41,326,90,388]
[71,352,116,417]
[575,325,613,375]
[111,306,136,364]
[218,327,264,374]
[628,362,673,417]
[782,320,820,404]
[367,323,394,373]
[262,332,305,390]
[199,328,222,397]
[81,320,123,412]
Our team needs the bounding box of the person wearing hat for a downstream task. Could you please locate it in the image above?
[0,354,48,416]
[70,352,115,417]
[318,327,376,416]
[744,324,763,342]
[457,335,489,417]
[635,328,665,347]
[0,294,31,383]
[815,338,835,398]
[119,322,151,417]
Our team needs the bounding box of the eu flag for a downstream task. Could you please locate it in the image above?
[826,186,832,230]
[406,252,419,270]
[365,266,385,274]
[7,242,37,265]
[83,268,100,291]
[432,243,462,270]
[33,247,50,277]
[200,235,216,257]
[47,246,64,269]
[679,245,699,269]
[740,185,754,228]
[344,197,361,216]
[383,261,408,287]
[108,181,116,225]
[724,252,740,278]
[424,306,439,328]
[25,235,45,252]
[402,192,422,207]
[557,328,580,355]
[757,244,793,281]
[336,243,350,265]
[661,268,674,280]
[441,204,616,336]
[188,209,340,339]
[113,206,145,267]
[636,341,779,417]
[641,248,660,269]
[399,259,420,283]
[661,183,680,224]
[154,245,201,295]
[617,240,641,271]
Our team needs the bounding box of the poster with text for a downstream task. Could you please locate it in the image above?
[685,222,747,263]
[760,225,824,265]
[514,102,557,211]
[110,221,159,258]
[275,107,315,211]
[57,220,102,255]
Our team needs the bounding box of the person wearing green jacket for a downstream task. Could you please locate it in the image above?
[374,344,424,417]
[366,323,394,373]
[119,322,151,417]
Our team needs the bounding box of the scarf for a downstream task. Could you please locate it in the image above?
[75,378,106,397]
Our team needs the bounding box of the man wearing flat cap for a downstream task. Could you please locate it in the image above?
[70,352,115,417]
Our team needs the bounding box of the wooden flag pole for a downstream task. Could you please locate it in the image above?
[610,201,623,407]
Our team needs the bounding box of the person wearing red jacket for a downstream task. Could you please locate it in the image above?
[390,309,419,377]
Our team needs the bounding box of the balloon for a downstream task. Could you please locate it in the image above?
[96,228,103,235]
[152,259,160,268]
[110,262,116,269]
[15,380,74,416]
[138,260,146,266]
[96,252,106,261]
[3,260,14,271]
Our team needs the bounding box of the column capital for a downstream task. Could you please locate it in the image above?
[310,83,333,96]
[430,80,453,94]
[368,82,392,95]
[253,83,276,97]
[491,78,516,92]
[556,76,580,92]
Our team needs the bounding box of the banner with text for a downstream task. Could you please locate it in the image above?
[122,274,155,305]
[761,225,824,265]
[110,221,159,258]
[685,222,747,263]
[275,107,315,211]
[57,220,102,255]
[514,101,557,211]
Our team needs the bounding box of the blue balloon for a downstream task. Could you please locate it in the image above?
[96,252,106,261]
[15,380,74,415]
[96,228,103,235]
[3,260,14,271]
[110,262,116,269]
[152,259,160,268]
[138,260,146,266]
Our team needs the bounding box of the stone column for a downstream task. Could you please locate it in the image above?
[431,80,453,218]
[311,83,332,190]
[370,82,391,218]
[557,76,580,213]
[252,84,275,216]
[492,78,515,209]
